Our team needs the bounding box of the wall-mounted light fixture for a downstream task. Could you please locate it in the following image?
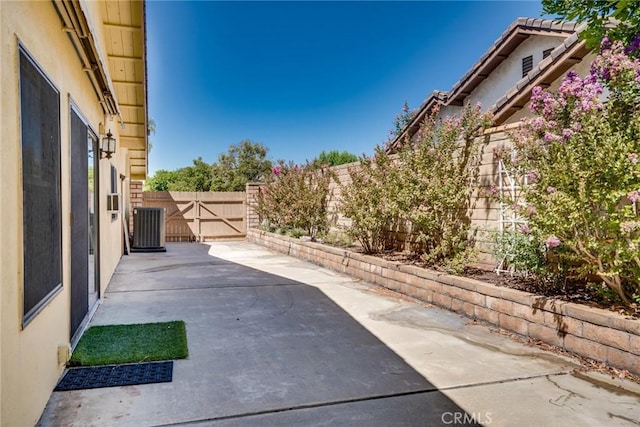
[100,130,116,159]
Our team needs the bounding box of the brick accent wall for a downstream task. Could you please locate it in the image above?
[129,180,143,236]
[248,229,640,375]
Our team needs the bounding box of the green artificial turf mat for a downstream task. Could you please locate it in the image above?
[69,320,188,366]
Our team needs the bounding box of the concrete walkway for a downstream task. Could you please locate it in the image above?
[39,242,640,426]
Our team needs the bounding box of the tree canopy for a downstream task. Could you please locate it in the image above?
[210,140,273,191]
[313,150,358,167]
[542,0,640,47]
[144,157,212,192]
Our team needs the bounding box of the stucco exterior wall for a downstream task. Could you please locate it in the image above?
[469,35,566,110]
[438,105,462,120]
[0,2,128,425]
[505,52,598,124]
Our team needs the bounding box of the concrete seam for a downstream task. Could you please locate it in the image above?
[105,283,305,293]
[150,387,443,426]
[153,371,574,427]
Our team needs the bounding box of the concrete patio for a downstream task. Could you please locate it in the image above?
[38,241,640,426]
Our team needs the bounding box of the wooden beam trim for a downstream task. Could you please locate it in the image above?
[108,54,144,61]
[112,80,144,86]
[103,23,142,31]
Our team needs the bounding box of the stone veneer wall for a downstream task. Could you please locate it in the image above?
[247,229,640,375]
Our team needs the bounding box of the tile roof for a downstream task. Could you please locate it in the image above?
[389,18,590,151]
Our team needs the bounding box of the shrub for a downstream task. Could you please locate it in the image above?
[255,161,336,239]
[340,145,402,253]
[492,228,567,290]
[396,103,492,267]
[505,38,640,304]
[340,102,493,270]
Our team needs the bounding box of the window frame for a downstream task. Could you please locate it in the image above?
[110,164,119,220]
[18,42,63,327]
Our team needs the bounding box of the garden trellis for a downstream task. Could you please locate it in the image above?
[495,148,528,276]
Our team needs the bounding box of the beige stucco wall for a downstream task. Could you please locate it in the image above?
[470,35,567,110]
[506,52,598,124]
[1,1,127,425]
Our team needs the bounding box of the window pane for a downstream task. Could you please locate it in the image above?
[20,47,62,322]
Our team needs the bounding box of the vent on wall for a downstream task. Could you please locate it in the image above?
[522,55,533,77]
[132,207,166,252]
[543,48,553,59]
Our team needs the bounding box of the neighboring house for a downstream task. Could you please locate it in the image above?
[390,18,593,149]
[0,1,148,425]
[378,18,595,269]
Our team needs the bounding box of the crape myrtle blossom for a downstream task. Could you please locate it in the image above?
[518,223,531,234]
[530,71,604,120]
[624,34,640,56]
[545,236,561,248]
[499,34,640,304]
[591,38,640,90]
[544,132,563,142]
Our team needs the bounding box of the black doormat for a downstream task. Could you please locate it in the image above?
[54,361,173,391]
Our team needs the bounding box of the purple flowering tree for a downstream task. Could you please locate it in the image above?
[506,38,640,304]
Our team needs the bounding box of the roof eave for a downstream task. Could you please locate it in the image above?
[490,36,591,125]
[447,19,578,107]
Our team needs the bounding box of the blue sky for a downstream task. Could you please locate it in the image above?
[147,1,547,175]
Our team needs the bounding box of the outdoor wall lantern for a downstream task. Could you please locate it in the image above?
[100,130,116,159]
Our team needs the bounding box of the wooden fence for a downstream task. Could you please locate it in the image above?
[142,191,246,242]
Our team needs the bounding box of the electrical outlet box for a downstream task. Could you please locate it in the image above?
[57,344,71,365]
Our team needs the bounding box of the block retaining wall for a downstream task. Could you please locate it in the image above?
[247,229,640,375]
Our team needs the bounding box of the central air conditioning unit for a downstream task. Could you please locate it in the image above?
[132,207,166,252]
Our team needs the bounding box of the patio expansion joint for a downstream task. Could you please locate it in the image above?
[149,387,441,427]
[151,371,574,427]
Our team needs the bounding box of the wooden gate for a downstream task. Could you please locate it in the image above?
[142,191,246,242]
